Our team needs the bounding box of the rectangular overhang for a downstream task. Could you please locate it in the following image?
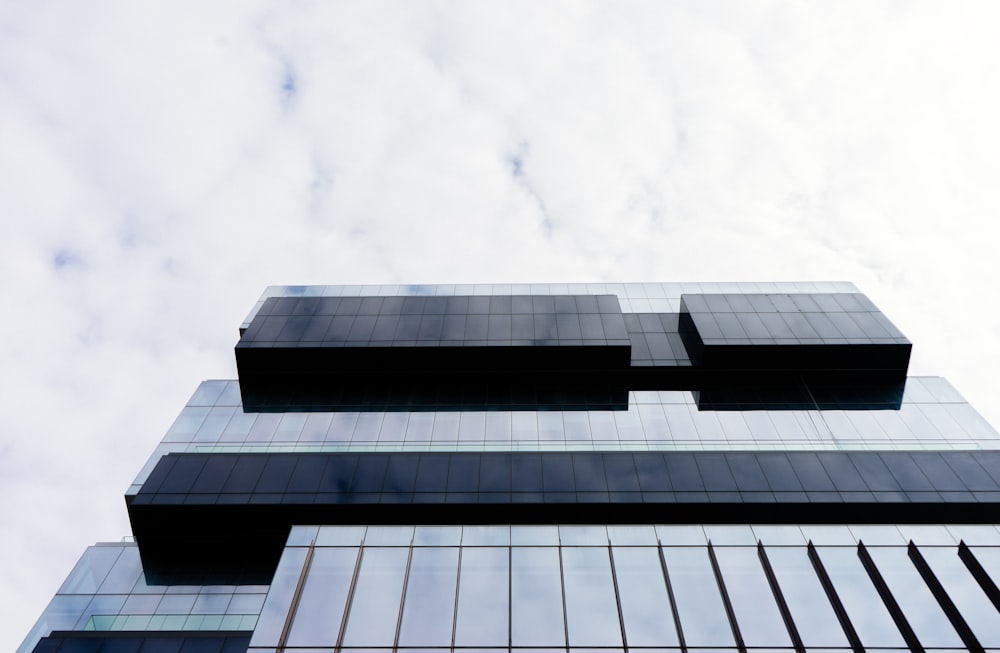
[680,293,912,375]
[127,450,1000,583]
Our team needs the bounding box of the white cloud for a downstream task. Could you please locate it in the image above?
[4,2,1000,649]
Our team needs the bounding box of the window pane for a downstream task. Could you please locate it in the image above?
[764,546,848,647]
[815,547,905,647]
[919,546,1000,645]
[342,547,409,646]
[97,547,142,594]
[966,545,1000,580]
[712,547,791,647]
[661,547,734,647]
[286,547,358,647]
[562,547,622,646]
[58,547,122,594]
[511,547,565,646]
[398,547,459,646]
[455,547,509,646]
[611,546,679,646]
[864,546,963,647]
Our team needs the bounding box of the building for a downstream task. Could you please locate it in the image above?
[19,281,1000,653]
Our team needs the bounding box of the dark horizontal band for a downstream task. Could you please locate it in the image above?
[127,449,1000,584]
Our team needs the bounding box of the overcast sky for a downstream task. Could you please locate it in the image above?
[5,1,1000,649]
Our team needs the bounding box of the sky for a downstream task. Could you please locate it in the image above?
[4,1,1000,649]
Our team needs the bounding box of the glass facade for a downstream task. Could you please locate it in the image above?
[127,376,995,500]
[18,543,265,651]
[241,524,1000,652]
[20,282,1000,653]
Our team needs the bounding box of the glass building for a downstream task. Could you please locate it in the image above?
[20,282,1000,653]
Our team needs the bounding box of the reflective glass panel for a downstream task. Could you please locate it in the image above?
[462,526,510,547]
[764,546,848,647]
[661,547,734,646]
[919,546,1000,645]
[398,547,459,646]
[562,547,622,646]
[454,547,509,646]
[815,547,905,647]
[96,547,142,594]
[341,547,409,646]
[967,545,1000,581]
[607,525,657,546]
[58,547,122,594]
[286,547,358,647]
[864,546,963,647]
[611,546,679,646]
[712,547,791,647]
[511,547,565,646]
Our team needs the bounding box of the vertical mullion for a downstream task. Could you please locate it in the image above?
[706,541,746,653]
[508,544,513,650]
[756,541,805,653]
[392,536,416,652]
[335,544,367,651]
[606,542,629,652]
[958,540,1000,612]
[907,541,984,653]
[806,541,864,653]
[450,544,463,652]
[557,543,570,653]
[856,540,924,653]
[657,539,687,653]
[276,540,316,653]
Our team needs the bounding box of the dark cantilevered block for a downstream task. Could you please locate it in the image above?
[236,295,632,409]
[680,293,911,377]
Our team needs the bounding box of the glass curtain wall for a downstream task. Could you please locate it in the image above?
[248,525,1000,653]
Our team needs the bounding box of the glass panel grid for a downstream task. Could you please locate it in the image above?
[28,526,1000,652]
[243,282,861,330]
[133,375,1000,489]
